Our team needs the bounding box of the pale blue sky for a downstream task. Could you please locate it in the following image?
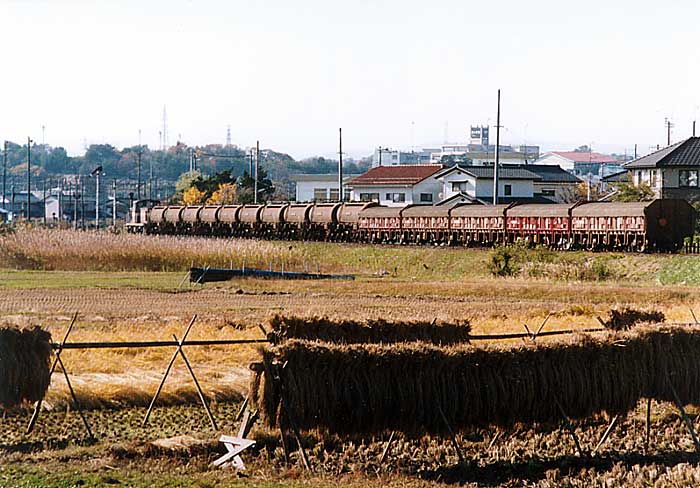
[1,0,699,158]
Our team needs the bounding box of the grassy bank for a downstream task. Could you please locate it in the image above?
[2,228,700,284]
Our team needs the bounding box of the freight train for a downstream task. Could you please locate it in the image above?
[126,199,696,252]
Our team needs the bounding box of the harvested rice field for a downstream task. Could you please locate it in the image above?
[5,231,700,486]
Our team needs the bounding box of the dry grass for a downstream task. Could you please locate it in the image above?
[255,325,700,436]
[0,228,307,272]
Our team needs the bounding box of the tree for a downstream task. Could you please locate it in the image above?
[183,186,206,205]
[207,183,237,205]
[175,170,201,195]
[612,182,655,202]
[236,169,274,204]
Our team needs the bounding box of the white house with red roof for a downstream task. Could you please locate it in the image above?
[347,165,443,206]
[534,151,623,178]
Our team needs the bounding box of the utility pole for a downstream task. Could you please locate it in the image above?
[80,176,85,230]
[2,141,7,211]
[42,179,46,225]
[634,144,638,160]
[694,121,697,138]
[254,140,260,204]
[378,146,383,166]
[27,137,32,221]
[492,89,501,205]
[112,179,117,228]
[338,128,343,202]
[248,149,253,176]
[136,147,142,200]
[149,149,154,200]
[665,118,673,146]
[95,171,100,229]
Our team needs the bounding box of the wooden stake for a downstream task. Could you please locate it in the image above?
[593,414,620,455]
[438,406,465,465]
[533,312,553,338]
[56,354,93,438]
[645,398,652,453]
[142,315,197,426]
[235,396,249,422]
[379,431,396,464]
[279,394,311,471]
[554,398,587,458]
[487,429,502,450]
[690,308,699,325]
[27,311,78,434]
[173,334,218,430]
[667,375,700,453]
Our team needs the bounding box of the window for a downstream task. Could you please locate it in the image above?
[451,182,466,192]
[420,193,433,203]
[386,193,405,203]
[313,188,328,201]
[541,189,556,197]
[680,170,698,187]
[329,189,340,200]
[343,188,351,201]
[504,184,512,196]
[360,193,379,202]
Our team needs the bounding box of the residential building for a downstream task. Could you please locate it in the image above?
[433,165,541,205]
[534,151,622,178]
[623,137,700,201]
[371,149,426,167]
[291,174,356,202]
[348,165,443,206]
[525,165,582,202]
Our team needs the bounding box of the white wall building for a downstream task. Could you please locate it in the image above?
[291,174,356,202]
[348,165,443,206]
[433,165,538,204]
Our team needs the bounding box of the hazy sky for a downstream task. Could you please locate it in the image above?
[1,0,699,159]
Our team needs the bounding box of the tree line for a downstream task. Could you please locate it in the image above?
[1,140,371,193]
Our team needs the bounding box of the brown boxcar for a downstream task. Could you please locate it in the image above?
[505,204,575,244]
[449,204,508,244]
[571,200,695,251]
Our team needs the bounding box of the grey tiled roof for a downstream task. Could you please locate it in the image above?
[624,138,700,168]
[526,165,581,183]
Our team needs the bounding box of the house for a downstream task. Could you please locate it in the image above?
[525,165,582,202]
[534,151,623,178]
[291,174,356,202]
[429,147,536,165]
[348,165,443,206]
[600,170,631,193]
[433,164,545,205]
[623,137,700,201]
